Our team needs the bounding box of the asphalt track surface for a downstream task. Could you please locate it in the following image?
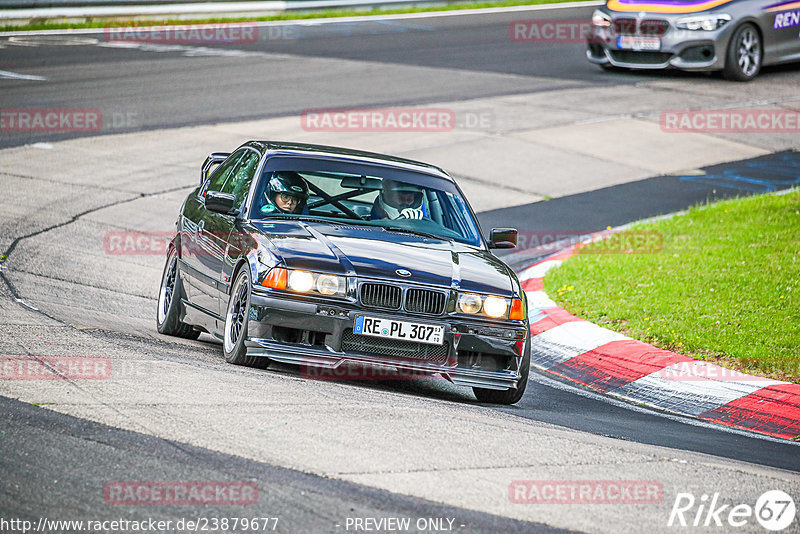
[2,396,565,534]
[1,5,800,533]
[0,6,634,149]
[1,3,795,150]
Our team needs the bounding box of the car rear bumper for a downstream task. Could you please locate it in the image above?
[244,292,528,391]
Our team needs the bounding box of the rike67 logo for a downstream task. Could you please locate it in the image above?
[668,490,796,531]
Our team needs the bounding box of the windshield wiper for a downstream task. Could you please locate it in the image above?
[259,215,361,225]
[383,226,447,241]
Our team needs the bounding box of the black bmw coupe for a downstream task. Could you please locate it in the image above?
[157,141,530,404]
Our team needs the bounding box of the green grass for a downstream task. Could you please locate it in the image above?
[544,190,800,383]
[1,0,579,32]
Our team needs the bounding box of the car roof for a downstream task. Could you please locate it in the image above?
[245,141,453,182]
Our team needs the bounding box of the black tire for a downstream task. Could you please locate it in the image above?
[722,23,761,81]
[157,248,201,339]
[473,338,531,405]
[223,268,268,368]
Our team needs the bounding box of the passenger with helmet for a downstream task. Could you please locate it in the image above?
[261,171,309,215]
[371,179,427,220]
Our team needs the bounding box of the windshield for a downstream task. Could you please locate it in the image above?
[251,162,483,247]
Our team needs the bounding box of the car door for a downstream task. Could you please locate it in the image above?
[181,149,249,319]
[211,148,262,310]
[766,5,800,62]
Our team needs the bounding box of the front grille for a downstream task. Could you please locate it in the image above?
[609,50,672,65]
[360,283,401,309]
[405,288,447,315]
[341,330,449,363]
[359,282,449,316]
[639,19,669,36]
[613,18,669,36]
[613,17,637,35]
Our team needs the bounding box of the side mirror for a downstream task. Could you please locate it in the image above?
[204,191,238,215]
[201,152,230,185]
[488,228,518,249]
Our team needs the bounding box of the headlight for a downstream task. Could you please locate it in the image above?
[456,293,525,320]
[592,9,612,27]
[288,270,314,293]
[316,274,343,296]
[676,14,731,31]
[262,268,346,298]
[483,296,508,318]
[458,293,483,314]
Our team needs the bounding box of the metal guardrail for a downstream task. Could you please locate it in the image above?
[0,0,289,6]
[0,0,432,8]
[0,0,469,26]
[0,0,461,22]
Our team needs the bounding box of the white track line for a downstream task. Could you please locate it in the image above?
[0,69,47,81]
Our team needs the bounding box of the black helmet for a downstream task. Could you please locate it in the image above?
[264,171,309,214]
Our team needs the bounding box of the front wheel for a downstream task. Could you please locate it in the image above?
[156,248,200,339]
[473,339,531,405]
[223,269,268,368]
[723,23,761,81]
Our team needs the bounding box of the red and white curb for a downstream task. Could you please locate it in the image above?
[518,247,800,441]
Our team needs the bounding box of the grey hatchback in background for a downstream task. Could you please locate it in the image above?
[586,0,800,80]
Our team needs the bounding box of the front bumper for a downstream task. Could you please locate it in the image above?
[244,292,528,391]
[586,16,733,71]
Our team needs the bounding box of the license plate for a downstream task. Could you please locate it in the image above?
[354,315,444,345]
[617,36,660,51]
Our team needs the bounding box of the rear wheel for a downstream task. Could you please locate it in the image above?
[723,23,761,81]
[223,268,268,368]
[156,248,201,339]
[473,339,531,405]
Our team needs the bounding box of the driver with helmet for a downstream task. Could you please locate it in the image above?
[371,179,427,220]
[261,171,309,215]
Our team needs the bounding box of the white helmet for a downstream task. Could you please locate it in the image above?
[379,179,424,219]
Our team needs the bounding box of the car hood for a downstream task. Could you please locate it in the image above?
[605,0,735,14]
[252,220,515,295]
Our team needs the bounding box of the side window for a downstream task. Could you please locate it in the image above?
[220,150,260,206]
[205,150,247,195]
